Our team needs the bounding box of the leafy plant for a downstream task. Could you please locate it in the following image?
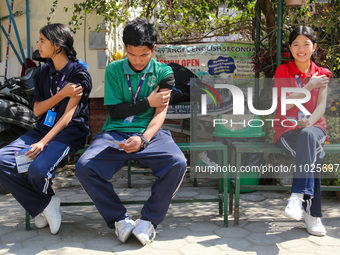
[47,0,257,44]
[252,43,290,78]
[327,100,340,118]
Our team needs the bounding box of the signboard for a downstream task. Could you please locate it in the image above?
[155,42,256,118]
[155,42,255,80]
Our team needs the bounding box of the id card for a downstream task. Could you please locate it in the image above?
[44,110,57,127]
[104,138,125,151]
[15,147,33,173]
[123,115,135,123]
[298,111,307,121]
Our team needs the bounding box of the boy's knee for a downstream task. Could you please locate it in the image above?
[75,159,85,177]
[74,155,91,178]
[172,153,187,172]
[75,159,83,171]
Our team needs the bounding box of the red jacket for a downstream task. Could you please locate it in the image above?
[273,60,331,143]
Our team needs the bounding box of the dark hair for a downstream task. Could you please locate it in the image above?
[123,18,157,49]
[40,23,78,62]
[289,25,317,62]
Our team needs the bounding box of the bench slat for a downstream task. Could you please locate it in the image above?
[230,141,340,227]
[58,198,222,206]
[238,185,340,192]
[232,142,340,154]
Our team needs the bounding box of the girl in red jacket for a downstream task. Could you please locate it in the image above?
[274,25,331,236]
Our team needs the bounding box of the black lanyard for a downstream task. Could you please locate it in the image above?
[295,74,310,88]
[295,74,311,108]
[126,73,146,103]
[49,74,66,111]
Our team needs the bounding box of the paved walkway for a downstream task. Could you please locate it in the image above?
[1,165,340,255]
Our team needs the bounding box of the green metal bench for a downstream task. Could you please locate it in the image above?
[25,141,230,230]
[229,142,340,226]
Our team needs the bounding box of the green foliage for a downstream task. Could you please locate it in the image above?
[47,0,256,44]
[289,1,340,76]
[254,0,340,77]
[311,0,340,77]
[47,0,339,58]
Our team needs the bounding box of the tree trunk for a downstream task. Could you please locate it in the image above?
[257,0,277,51]
[257,0,277,109]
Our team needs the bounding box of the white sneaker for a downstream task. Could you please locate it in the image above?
[114,217,135,243]
[132,219,156,245]
[284,194,304,220]
[43,195,61,234]
[34,213,48,229]
[303,211,326,236]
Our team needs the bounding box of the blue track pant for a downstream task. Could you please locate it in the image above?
[75,129,187,228]
[277,126,326,217]
[0,135,71,217]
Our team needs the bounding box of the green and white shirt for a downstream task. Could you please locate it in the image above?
[103,58,173,133]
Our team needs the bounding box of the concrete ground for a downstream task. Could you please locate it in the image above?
[1,164,340,255]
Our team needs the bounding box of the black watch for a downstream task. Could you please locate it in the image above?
[139,135,149,149]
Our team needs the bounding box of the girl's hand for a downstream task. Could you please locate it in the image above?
[119,136,142,154]
[25,141,47,160]
[60,83,83,98]
[298,118,311,128]
[307,72,329,90]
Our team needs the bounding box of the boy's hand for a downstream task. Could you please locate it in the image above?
[147,86,171,107]
[60,83,83,98]
[119,136,142,153]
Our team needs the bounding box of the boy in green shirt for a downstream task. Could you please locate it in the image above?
[75,17,187,245]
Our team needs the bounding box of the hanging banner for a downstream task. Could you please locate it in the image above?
[155,42,255,80]
[155,42,256,118]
